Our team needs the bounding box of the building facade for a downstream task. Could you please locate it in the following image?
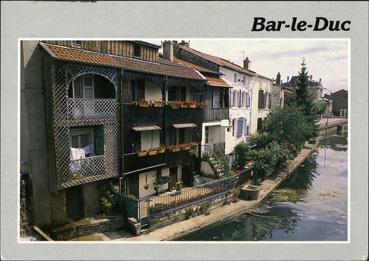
[21,40,207,226]
[330,89,348,117]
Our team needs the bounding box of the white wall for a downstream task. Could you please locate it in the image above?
[219,67,252,153]
[138,168,170,198]
[140,130,160,150]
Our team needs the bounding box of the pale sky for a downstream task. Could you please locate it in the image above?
[147,39,349,93]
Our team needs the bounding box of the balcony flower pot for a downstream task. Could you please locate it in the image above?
[153,101,163,107]
[131,101,138,107]
[148,149,158,156]
[167,101,179,109]
[139,99,149,107]
[138,151,147,157]
[157,147,166,154]
[171,145,180,152]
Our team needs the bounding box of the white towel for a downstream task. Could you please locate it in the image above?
[70,147,86,172]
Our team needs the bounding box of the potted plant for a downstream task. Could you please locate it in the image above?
[148,148,158,156]
[139,99,149,107]
[131,101,138,107]
[138,150,147,157]
[171,145,180,152]
[167,101,178,109]
[157,146,166,154]
[175,181,183,191]
[153,182,161,195]
[144,184,149,190]
[153,100,163,107]
[181,143,191,150]
[189,100,197,108]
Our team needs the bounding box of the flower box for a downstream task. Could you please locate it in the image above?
[157,147,166,154]
[153,101,163,107]
[148,149,158,156]
[170,145,181,152]
[139,99,149,107]
[138,151,147,157]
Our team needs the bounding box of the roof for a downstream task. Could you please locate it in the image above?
[331,89,348,96]
[40,43,205,81]
[173,57,220,75]
[132,125,161,131]
[178,45,255,76]
[126,40,161,49]
[281,76,322,88]
[206,76,231,88]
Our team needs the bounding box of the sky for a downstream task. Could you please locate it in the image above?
[147,39,349,93]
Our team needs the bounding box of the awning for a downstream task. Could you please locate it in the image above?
[132,125,161,131]
[206,76,231,88]
[173,123,197,128]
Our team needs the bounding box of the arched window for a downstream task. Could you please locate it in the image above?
[68,74,116,99]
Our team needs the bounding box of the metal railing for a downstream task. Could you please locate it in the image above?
[117,176,236,223]
[67,98,117,121]
[69,155,105,179]
[203,108,229,122]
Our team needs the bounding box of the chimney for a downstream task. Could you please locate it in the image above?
[319,78,322,83]
[163,41,174,62]
[179,40,190,47]
[243,57,250,70]
[287,76,290,82]
[276,72,281,85]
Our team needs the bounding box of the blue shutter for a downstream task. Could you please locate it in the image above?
[238,90,242,108]
[237,118,243,138]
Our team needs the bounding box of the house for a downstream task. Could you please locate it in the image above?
[281,75,324,101]
[330,89,348,117]
[171,41,272,155]
[271,72,285,111]
[20,40,207,226]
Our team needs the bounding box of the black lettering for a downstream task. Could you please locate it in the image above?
[314,17,328,31]
[341,21,351,31]
[252,17,265,31]
[297,21,307,31]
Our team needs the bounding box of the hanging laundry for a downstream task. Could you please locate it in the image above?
[70,147,85,172]
[84,144,95,157]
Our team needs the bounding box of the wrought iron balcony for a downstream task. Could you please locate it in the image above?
[67,98,117,122]
[203,108,229,122]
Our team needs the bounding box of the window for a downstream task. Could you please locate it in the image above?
[237,118,243,138]
[133,45,141,57]
[234,73,237,82]
[229,90,233,107]
[179,86,186,100]
[70,126,104,157]
[238,90,242,108]
[232,119,236,136]
[205,126,209,144]
[246,93,251,108]
[71,40,81,47]
[246,125,250,136]
[233,91,237,107]
[243,75,246,85]
[242,91,246,107]
[258,90,264,109]
[257,118,263,132]
[243,118,247,136]
[73,75,94,98]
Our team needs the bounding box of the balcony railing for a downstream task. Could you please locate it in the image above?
[67,98,117,121]
[203,108,229,122]
[203,142,225,156]
[69,155,105,180]
[165,107,204,126]
[122,104,163,127]
[123,152,166,174]
[116,176,236,224]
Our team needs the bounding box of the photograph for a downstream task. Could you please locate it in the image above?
[19,39,349,242]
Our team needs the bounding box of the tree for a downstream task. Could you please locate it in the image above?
[263,105,315,147]
[295,59,314,116]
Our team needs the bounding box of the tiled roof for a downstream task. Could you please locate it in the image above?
[40,43,205,80]
[173,57,220,75]
[178,45,256,76]
[206,76,231,88]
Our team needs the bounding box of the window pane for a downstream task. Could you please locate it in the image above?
[71,136,79,148]
[80,134,91,147]
[74,78,83,98]
[84,87,94,98]
[84,76,93,87]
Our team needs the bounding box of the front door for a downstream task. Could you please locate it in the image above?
[66,186,84,220]
[182,164,193,187]
[169,167,178,190]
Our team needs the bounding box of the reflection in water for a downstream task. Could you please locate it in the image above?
[178,134,348,241]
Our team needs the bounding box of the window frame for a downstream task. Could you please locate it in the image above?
[72,75,95,99]
[70,127,94,149]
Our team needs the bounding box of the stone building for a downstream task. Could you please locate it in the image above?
[330,89,348,117]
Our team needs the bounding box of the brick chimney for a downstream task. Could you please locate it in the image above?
[276,72,281,85]
[163,41,174,62]
[243,57,250,70]
[179,40,190,47]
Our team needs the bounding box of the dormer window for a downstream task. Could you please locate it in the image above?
[133,45,141,57]
[71,40,82,48]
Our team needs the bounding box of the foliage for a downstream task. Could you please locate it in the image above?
[175,181,183,190]
[263,105,315,146]
[234,142,252,168]
[312,100,327,116]
[249,132,273,149]
[100,190,116,215]
[295,59,314,116]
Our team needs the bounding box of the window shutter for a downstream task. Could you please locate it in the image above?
[237,118,243,138]
[230,90,233,106]
[258,90,264,108]
[238,90,242,108]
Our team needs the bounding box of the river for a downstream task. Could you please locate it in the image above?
[177,133,348,241]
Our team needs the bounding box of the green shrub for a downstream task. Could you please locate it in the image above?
[234,142,252,168]
[101,190,115,215]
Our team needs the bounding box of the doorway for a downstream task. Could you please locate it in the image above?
[66,186,84,220]
[182,164,193,187]
[169,167,178,190]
